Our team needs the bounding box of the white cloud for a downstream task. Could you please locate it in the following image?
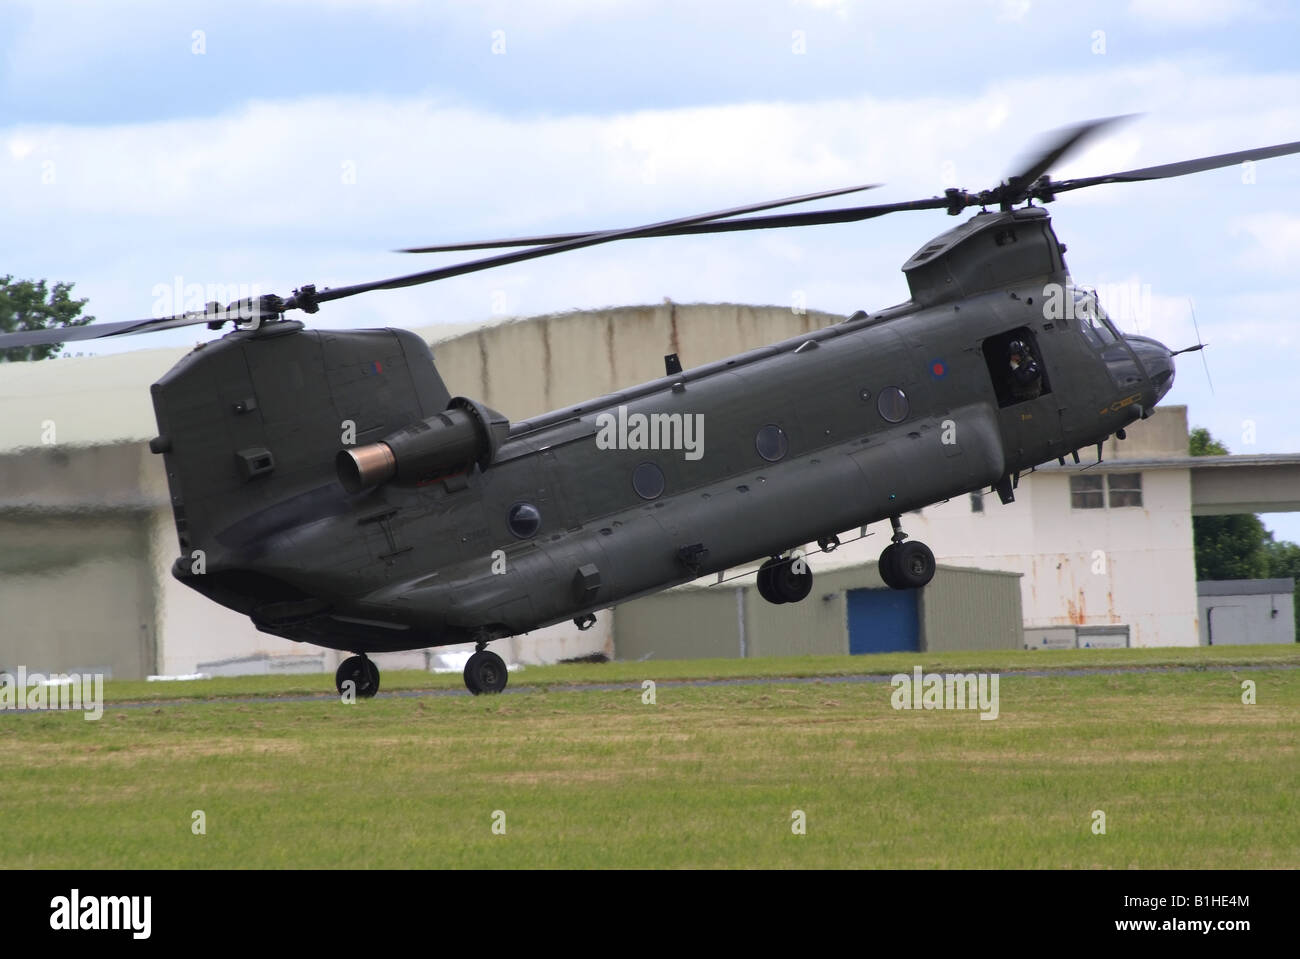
[1127,0,1259,26]
[1229,212,1300,272]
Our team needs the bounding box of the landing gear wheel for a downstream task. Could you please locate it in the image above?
[878,544,902,590]
[756,555,813,603]
[769,555,813,603]
[756,558,784,605]
[892,541,936,589]
[335,654,380,698]
[464,649,508,695]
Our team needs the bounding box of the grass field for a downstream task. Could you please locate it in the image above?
[2,646,1297,868]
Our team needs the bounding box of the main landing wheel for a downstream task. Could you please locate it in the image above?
[464,649,509,695]
[756,555,813,604]
[335,654,380,698]
[878,540,936,590]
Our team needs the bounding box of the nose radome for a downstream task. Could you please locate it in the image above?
[1124,335,1175,403]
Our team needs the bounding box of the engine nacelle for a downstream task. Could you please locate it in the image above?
[336,397,509,492]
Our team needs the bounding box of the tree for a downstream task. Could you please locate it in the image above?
[1262,539,1300,643]
[1189,427,1271,581]
[0,276,95,362]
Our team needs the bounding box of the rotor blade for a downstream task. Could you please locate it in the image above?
[399,195,957,254]
[0,310,231,351]
[396,182,881,253]
[295,184,889,309]
[1044,139,1300,196]
[1189,298,1214,395]
[1004,115,1136,198]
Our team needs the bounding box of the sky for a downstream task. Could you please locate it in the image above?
[2,0,1299,536]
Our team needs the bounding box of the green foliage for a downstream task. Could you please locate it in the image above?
[1191,426,1269,580]
[0,275,95,362]
[1188,426,1228,457]
[1192,514,1271,580]
[1263,539,1300,642]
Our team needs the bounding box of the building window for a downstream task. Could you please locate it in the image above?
[1069,475,1104,509]
[970,491,984,513]
[1108,472,1143,508]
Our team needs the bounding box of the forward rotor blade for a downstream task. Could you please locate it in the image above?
[1004,115,1135,199]
[1189,298,1214,395]
[1045,139,1300,196]
[295,184,885,309]
[396,182,880,253]
[400,195,955,253]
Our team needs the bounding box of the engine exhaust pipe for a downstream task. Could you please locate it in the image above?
[336,443,397,494]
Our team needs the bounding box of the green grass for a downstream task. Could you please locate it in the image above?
[102,643,1300,703]
[2,650,1297,868]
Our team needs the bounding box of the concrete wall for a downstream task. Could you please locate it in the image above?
[429,302,844,421]
[0,512,156,679]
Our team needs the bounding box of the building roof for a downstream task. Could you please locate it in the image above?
[1034,452,1300,473]
[1197,578,1296,597]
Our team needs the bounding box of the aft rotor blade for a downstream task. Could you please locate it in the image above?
[0,309,234,351]
[396,182,881,253]
[1045,139,1300,196]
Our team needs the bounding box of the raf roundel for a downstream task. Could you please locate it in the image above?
[930,359,947,379]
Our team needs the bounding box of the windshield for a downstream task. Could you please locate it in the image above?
[1074,288,1119,348]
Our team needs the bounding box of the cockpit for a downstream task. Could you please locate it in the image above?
[1072,287,1122,349]
[1070,284,1176,407]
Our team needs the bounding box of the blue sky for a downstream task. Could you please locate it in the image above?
[3,0,1299,536]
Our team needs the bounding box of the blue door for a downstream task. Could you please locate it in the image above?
[847,588,919,654]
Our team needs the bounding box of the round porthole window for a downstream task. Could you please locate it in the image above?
[632,462,665,500]
[877,386,909,423]
[755,424,788,462]
[507,502,541,539]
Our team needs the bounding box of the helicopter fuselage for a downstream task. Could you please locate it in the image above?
[153,208,1174,654]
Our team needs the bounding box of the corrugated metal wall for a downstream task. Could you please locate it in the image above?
[919,566,1024,652]
[613,562,1022,660]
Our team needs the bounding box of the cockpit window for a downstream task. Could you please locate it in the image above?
[1075,289,1119,349]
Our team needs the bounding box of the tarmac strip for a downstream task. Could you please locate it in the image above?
[57,659,1300,712]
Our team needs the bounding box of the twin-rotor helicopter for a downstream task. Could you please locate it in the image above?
[4,117,1297,695]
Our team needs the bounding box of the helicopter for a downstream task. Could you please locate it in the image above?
[3,118,1298,696]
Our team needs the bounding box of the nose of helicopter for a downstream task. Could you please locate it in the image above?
[1123,334,1176,404]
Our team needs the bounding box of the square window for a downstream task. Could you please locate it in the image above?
[1108,472,1143,508]
[1070,475,1104,509]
